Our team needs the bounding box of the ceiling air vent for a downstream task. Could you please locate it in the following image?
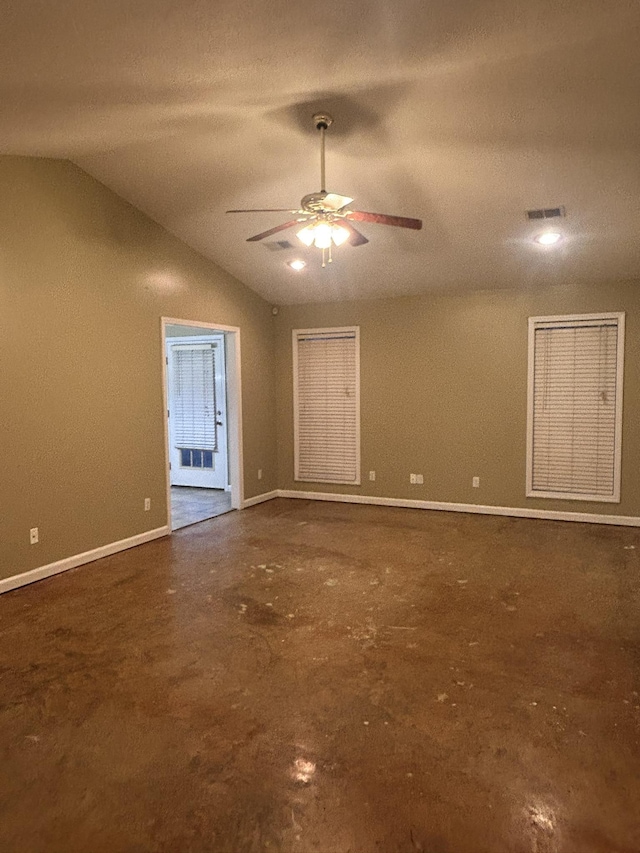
[526,206,566,221]
[264,240,294,252]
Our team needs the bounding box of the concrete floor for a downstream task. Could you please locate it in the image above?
[171,486,233,530]
[1,499,639,853]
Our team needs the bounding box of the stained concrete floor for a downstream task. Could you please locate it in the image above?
[1,499,639,853]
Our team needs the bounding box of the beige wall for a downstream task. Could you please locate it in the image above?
[1,157,276,580]
[275,282,640,517]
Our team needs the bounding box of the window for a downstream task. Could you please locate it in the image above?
[527,313,625,502]
[293,327,360,484]
[180,448,214,469]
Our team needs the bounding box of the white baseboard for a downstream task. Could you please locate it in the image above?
[0,526,170,595]
[242,490,279,509]
[7,489,635,597]
[276,490,640,527]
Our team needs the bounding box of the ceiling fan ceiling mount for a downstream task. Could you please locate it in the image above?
[312,112,333,131]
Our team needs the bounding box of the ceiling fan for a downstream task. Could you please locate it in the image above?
[227,112,422,266]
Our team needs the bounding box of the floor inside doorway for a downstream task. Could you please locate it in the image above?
[170,486,233,530]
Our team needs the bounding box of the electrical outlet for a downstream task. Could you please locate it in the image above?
[416,474,424,484]
[369,470,376,481]
[410,474,416,484]
[144,498,151,511]
[30,527,39,545]
[472,476,480,488]
[258,469,263,480]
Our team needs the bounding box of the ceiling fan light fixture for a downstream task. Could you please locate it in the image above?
[312,222,333,249]
[296,221,350,249]
[331,224,350,246]
[296,224,316,246]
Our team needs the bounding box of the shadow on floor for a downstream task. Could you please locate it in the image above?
[170,486,233,530]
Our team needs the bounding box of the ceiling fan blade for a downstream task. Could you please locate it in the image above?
[341,220,369,247]
[246,218,311,242]
[345,210,422,230]
[321,193,354,211]
[227,208,305,214]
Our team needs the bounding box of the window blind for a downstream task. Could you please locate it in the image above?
[171,343,218,452]
[528,315,624,501]
[294,328,360,484]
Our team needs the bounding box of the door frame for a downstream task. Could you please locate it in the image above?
[161,317,244,530]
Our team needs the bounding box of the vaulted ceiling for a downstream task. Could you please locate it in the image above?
[2,0,639,303]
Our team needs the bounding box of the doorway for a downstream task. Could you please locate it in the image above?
[161,319,244,531]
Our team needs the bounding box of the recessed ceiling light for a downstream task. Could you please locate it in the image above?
[288,259,306,271]
[535,232,563,246]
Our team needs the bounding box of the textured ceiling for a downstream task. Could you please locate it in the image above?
[1,0,640,303]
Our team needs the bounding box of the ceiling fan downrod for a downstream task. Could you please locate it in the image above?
[313,112,333,194]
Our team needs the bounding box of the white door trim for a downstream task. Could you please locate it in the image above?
[161,318,244,530]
